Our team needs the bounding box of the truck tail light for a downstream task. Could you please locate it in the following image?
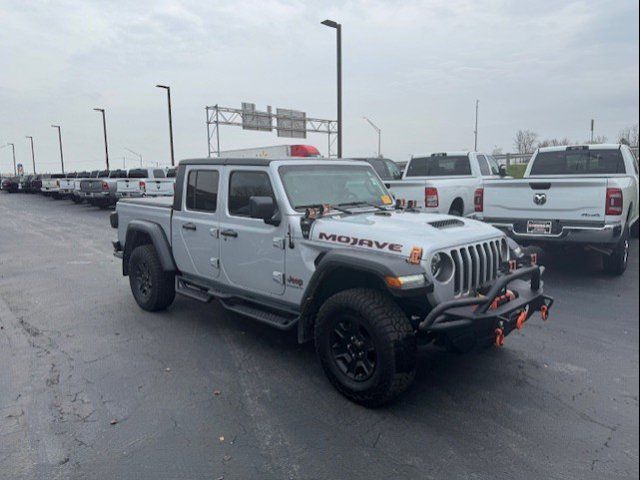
[605,188,623,216]
[139,181,146,191]
[474,188,484,212]
[425,187,439,208]
[102,181,109,191]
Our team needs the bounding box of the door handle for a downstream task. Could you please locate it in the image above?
[182,223,197,231]
[220,229,238,238]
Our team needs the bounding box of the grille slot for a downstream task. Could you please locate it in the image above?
[451,240,503,296]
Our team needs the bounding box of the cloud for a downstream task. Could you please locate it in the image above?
[0,0,638,172]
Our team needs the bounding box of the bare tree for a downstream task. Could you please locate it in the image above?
[586,135,608,145]
[618,124,639,146]
[537,137,573,148]
[513,130,539,154]
[491,146,503,155]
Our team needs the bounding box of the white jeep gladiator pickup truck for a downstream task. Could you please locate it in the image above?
[386,152,506,216]
[116,167,174,199]
[111,157,552,406]
[478,144,639,275]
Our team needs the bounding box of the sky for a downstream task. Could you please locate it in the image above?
[1,0,638,174]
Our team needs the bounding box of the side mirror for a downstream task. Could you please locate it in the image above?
[249,196,279,225]
[499,165,507,177]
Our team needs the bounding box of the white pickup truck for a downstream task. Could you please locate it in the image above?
[386,152,506,216]
[58,172,78,197]
[478,144,639,275]
[116,168,174,199]
[41,173,66,197]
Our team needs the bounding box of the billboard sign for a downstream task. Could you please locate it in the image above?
[276,108,307,138]
[241,103,273,132]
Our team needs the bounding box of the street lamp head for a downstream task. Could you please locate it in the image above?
[93,108,104,112]
[51,124,60,128]
[321,19,339,28]
[156,84,169,90]
[25,135,32,139]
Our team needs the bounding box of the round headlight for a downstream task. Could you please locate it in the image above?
[430,252,454,283]
[431,253,443,277]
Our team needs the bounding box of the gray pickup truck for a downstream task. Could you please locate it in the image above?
[111,157,552,406]
[80,169,127,208]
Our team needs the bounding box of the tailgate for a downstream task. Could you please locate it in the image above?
[385,180,426,203]
[144,180,174,196]
[484,178,608,222]
[117,179,143,194]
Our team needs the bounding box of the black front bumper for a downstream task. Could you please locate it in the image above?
[419,264,553,347]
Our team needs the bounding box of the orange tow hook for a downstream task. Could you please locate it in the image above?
[515,310,527,330]
[540,305,549,321]
[494,327,505,347]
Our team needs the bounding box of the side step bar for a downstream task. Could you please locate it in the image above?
[219,300,298,331]
[176,277,298,331]
[176,278,212,303]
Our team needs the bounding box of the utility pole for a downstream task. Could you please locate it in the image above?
[474,99,479,152]
[321,19,342,157]
[363,116,382,157]
[51,125,65,173]
[590,119,594,143]
[93,108,110,170]
[25,136,36,174]
[2,143,17,175]
[156,85,175,166]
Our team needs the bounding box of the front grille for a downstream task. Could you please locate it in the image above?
[450,239,503,296]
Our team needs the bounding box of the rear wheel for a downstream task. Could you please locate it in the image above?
[314,288,416,407]
[631,219,639,239]
[603,225,629,276]
[128,244,175,311]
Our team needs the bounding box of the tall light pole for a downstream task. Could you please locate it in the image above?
[473,99,479,152]
[93,108,110,170]
[124,147,143,167]
[363,116,381,157]
[590,119,594,143]
[51,125,65,173]
[2,143,17,175]
[321,19,342,158]
[25,136,36,174]
[156,85,175,166]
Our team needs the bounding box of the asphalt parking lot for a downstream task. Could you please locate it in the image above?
[1,192,638,480]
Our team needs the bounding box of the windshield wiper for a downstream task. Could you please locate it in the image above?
[295,203,353,215]
[336,201,387,211]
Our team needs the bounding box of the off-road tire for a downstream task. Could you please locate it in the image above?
[128,244,175,311]
[314,288,416,407]
[603,225,629,276]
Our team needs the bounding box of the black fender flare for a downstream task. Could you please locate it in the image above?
[123,220,176,274]
[297,248,431,343]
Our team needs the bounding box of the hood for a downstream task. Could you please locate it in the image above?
[309,210,504,257]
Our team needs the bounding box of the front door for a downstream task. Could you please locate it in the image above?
[219,168,286,296]
[171,166,221,279]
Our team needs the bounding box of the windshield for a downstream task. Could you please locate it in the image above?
[128,169,149,179]
[406,155,471,177]
[530,148,625,175]
[362,158,402,180]
[278,164,393,210]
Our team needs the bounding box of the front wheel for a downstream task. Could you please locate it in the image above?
[603,225,629,276]
[314,288,416,407]
[128,244,176,311]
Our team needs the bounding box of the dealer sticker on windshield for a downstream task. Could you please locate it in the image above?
[381,195,393,205]
[527,220,552,235]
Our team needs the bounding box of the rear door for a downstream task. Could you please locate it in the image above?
[219,167,286,296]
[171,166,222,279]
